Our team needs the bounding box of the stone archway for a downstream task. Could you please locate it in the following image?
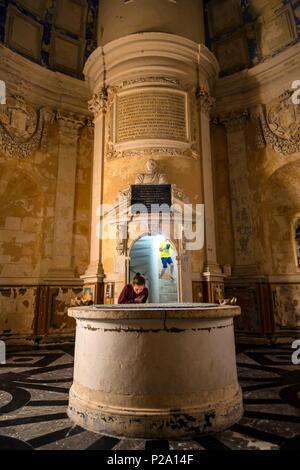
[129,234,179,303]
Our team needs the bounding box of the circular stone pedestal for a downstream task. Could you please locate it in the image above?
[67,303,243,440]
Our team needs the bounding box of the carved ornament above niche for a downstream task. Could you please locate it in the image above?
[266,91,300,141]
[0,95,54,159]
[0,95,89,159]
[255,91,300,155]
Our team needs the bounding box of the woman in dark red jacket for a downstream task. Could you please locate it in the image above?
[118,273,148,304]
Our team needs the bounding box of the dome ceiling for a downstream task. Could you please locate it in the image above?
[0,0,99,79]
[0,1,299,80]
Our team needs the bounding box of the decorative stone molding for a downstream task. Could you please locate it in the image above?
[210,116,221,130]
[85,117,95,138]
[135,160,167,185]
[86,117,94,128]
[254,119,267,150]
[40,107,56,150]
[172,185,189,204]
[214,43,300,116]
[118,186,132,203]
[116,223,128,256]
[84,33,219,97]
[219,110,249,132]
[88,88,108,118]
[0,45,91,116]
[106,146,197,160]
[0,95,55,159]
[121,77,181,89]
[56,110,86,138]
[255,91,300,155]
[196,87,215,116]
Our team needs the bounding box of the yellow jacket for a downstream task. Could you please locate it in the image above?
[159,240,172,258]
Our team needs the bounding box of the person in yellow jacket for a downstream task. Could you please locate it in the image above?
[159,238,175,280]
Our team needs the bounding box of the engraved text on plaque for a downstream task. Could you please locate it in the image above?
[116,90,187,143]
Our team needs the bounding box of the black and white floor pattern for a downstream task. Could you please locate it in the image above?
[0,344,299,450]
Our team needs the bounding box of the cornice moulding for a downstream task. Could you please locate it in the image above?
[84,32,219,92]
[214,42,300,113]
[0,44,91,115]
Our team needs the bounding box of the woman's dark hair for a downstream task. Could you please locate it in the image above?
[132,272,145,286]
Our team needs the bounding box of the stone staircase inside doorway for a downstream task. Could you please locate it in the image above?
[159,277,178,303]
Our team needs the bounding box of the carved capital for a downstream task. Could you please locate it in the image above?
[196,88,215,116]
[88,87,108,118]
[57,110,86,138]
[220,110,248,132]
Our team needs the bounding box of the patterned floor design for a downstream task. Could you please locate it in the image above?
[0,344,299,450]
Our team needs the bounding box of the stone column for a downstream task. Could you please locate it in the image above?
[47,111,85,281]
[221,111,257,275]
[197,88,221,276]
[81,88,108,302]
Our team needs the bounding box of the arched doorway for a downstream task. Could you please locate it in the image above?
[129,235,178,303]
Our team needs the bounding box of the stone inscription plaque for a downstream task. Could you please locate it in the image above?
[131,184,172,212]
[116,91,187,143]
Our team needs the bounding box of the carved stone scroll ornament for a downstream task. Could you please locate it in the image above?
[88,87,108,118]
[196,87,215,117]
[106,146,196,160]
[172,185,189,204]
[121,77,181,89]
[255,92,300,155]
[0,96,55,158]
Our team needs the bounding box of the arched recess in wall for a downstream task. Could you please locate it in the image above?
[264,159,300,275]
[128,233,179,303]
[0,162,45,280]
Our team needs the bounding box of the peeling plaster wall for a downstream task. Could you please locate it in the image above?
[212,97,300,333]
[0,126,93,281]
[0,163,45,279]
[73,126,93,278]
[0,287,37,335]
[272,284,300,328]
[248,145,300,276]
[0,47,93,340]
[48,287,83,335]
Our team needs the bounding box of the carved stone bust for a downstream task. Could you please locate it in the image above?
[135,159,167,184]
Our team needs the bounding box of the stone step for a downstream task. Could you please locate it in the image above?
[159,280,177,292]
[159,286,177,295]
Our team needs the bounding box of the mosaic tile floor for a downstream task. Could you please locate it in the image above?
[0,344,299,450]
